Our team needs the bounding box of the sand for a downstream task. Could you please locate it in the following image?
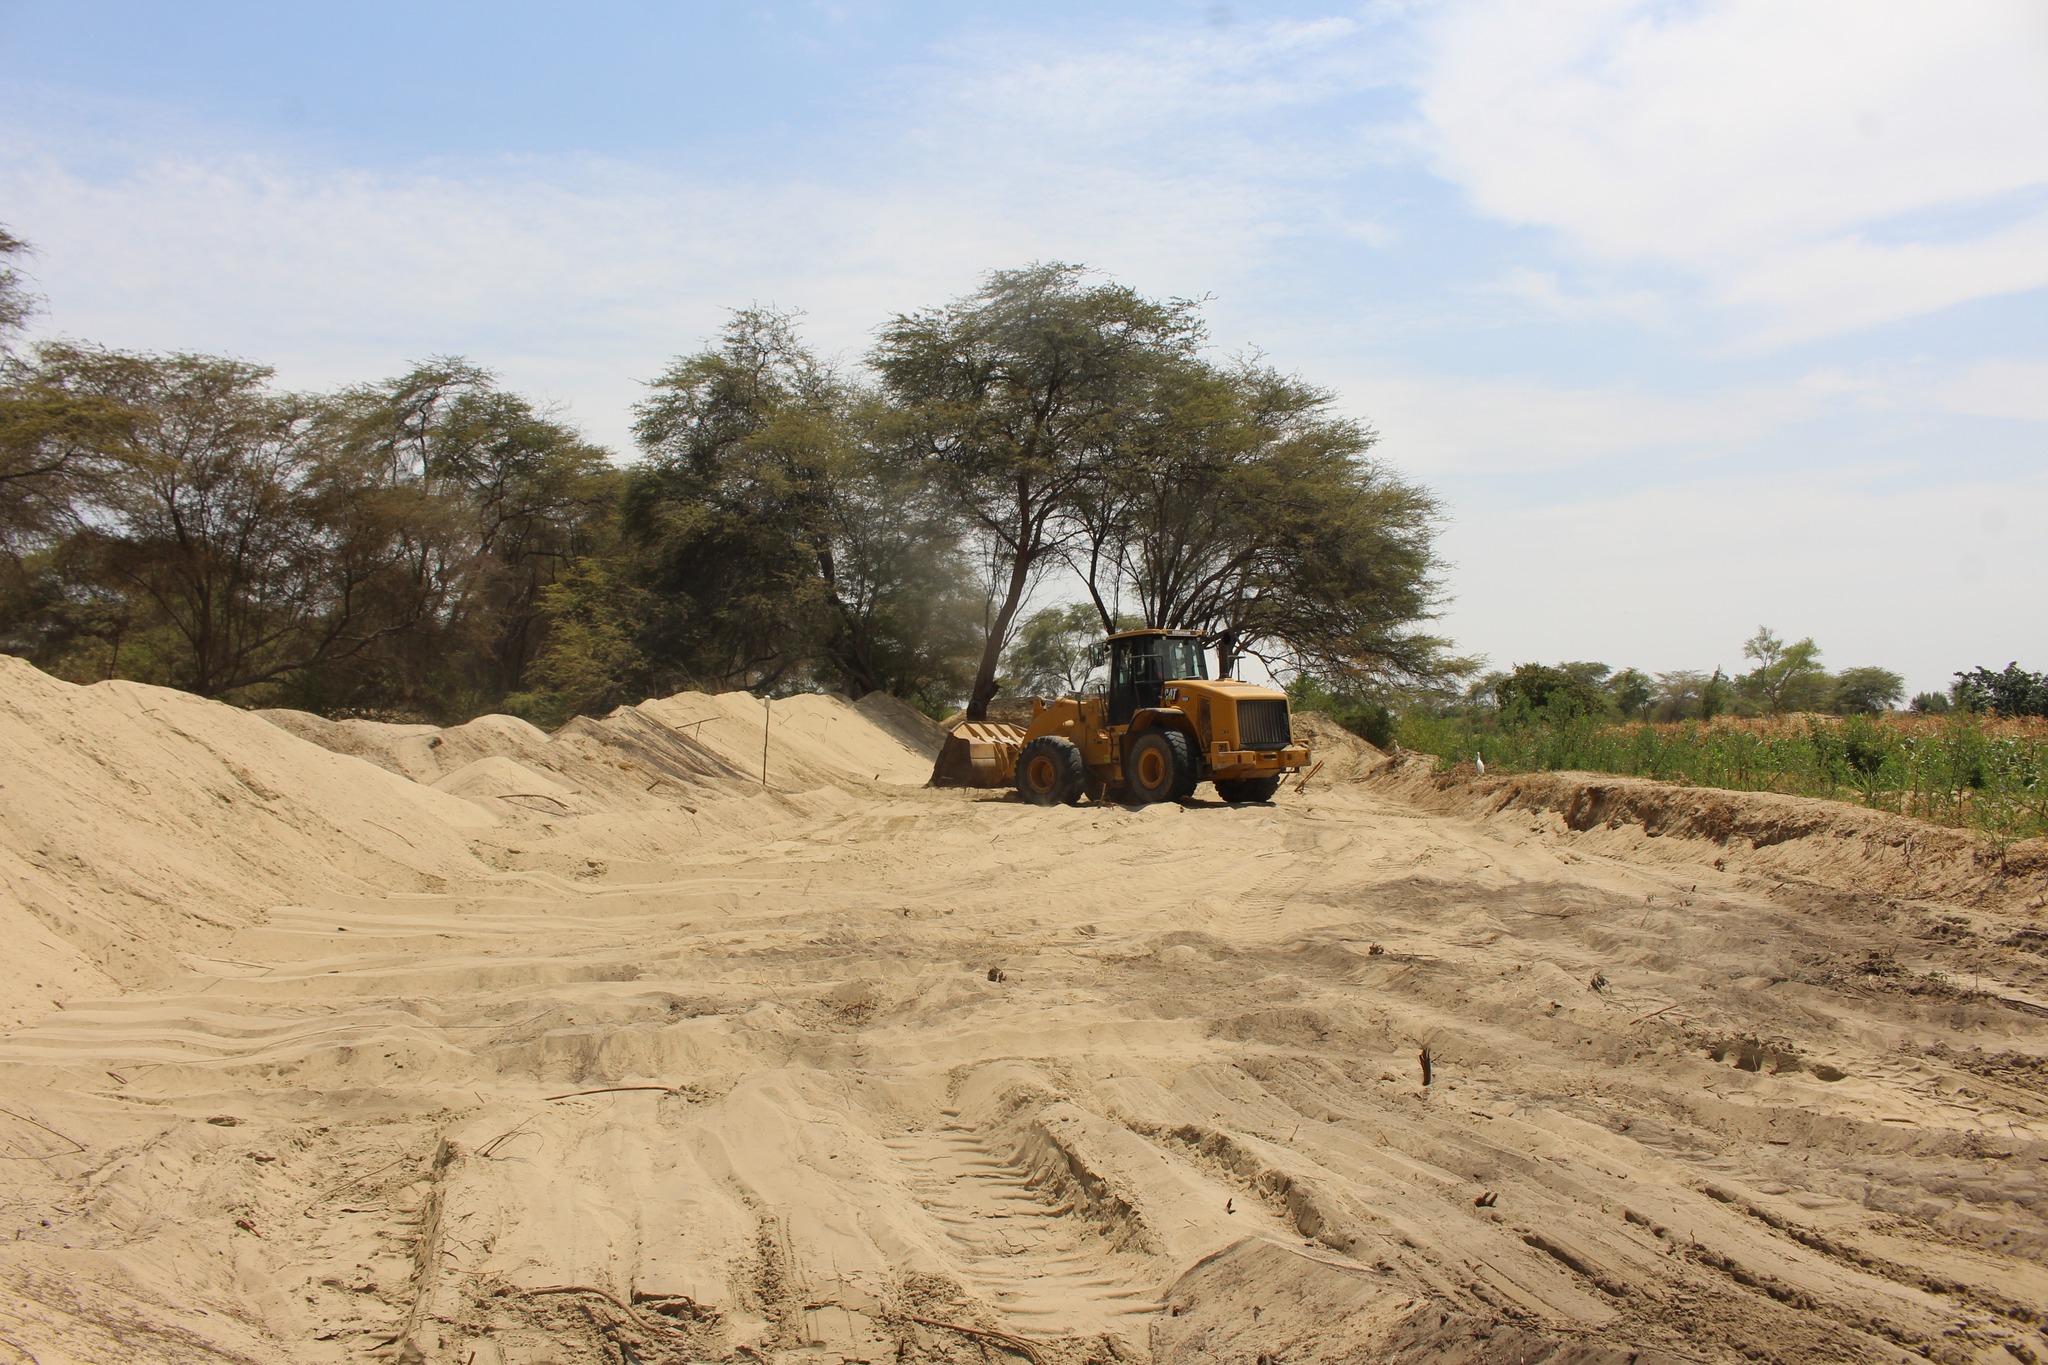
[2,655,2047,1364]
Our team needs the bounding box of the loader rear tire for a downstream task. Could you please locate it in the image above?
[1214,774,1282,803]
[1124,729,1194,805]
[1016,737,1086,806]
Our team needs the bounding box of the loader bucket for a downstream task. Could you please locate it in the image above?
[930,722,1027,788]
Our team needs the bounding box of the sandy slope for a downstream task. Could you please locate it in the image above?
[2,660,2047,1364]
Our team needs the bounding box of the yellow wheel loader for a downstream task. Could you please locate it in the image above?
[930,629,1310,805]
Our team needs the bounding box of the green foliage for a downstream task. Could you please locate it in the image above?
[1286,674,1395,748]
[1911,690,1952,714]
[873,263,1207,719]
[2,229,1454,731]
[1953,663,2048,718]
[506,554,656,729]
[627,308,982,706]
[1080,355,1455,690]
[0,225,35,341]
[1607,667,1654,719]
[1003,602,1100,697]
[1830,665,1905,715]
[1494,662,1612,725]
[1395,711,2048,842]
[2,345,615,716]
[1739,626,1827,713]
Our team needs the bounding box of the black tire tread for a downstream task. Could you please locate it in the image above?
[1124,728,1195,805]
[1016,736,1086,806]
[1215,774,1283,803]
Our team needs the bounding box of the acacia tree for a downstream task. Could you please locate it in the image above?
[0,226,33,339]
[0,232,138,592]
[22,345,445,695]
[1088,358,1452,685]
[4,346,610,708]
[624,308,978,701]
[1002,602,1102,697]
[304,361,618,712]
[626,309,847,689]
[1740,626,1827,714]
[1830,666,1904,715]
[873,263,1204,720]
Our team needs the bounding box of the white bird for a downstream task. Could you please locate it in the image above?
[1475,753,1486,775]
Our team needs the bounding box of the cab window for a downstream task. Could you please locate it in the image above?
[1161,636,1208,681]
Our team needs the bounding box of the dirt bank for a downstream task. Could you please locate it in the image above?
[2,664,2045,1363]
[1370,753,2048,915]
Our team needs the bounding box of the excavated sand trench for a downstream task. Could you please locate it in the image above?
[2,658,2048,1364]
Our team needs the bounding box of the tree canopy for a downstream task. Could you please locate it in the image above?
[1,234,1461,727]
[873,264,1456,717]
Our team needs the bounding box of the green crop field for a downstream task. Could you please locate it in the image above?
[1396,712,2048,845]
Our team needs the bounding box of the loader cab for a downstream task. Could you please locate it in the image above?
[1093,630,1208,728]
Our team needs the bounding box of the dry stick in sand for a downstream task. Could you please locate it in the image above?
[299,1154,409,1214]
[905,1315,1044,1364]
[1294,760,1325,794]
[761,696,771,786]
[0,1105,86,1159]
[1630,1001,1684,1025]
[522,1285,675,1338]
[542,1085,684,1102]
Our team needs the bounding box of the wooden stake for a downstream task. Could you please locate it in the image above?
[761,695,771,786]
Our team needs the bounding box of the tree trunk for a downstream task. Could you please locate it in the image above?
[966,547,1033,721]
[1214,628,1239,680]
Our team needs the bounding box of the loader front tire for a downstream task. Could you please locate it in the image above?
[1124,729,1194,805]
[1016,737,1086,806]
[1214,774,1282,803]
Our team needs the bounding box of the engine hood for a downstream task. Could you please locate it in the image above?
[1162,678,1289,705]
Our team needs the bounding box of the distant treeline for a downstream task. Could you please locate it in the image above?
[1,230,1455,724]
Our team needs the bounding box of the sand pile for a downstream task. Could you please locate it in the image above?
[854,690,949,759]
[1288,712,1391,783]
[266,691,931,809]
[0,664,936,1029]
[0,655,493,1026]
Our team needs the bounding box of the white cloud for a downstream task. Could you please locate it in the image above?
[0,126,1293,451]
[0,8,1416,453]
[1353,371,1830,473]
[1938,359,2048,424]
[1418,0,2048,339]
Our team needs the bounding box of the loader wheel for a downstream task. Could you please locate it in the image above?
[1124,729,1194,805]
[1016,737,1086,806]
[1214,774,1282,803]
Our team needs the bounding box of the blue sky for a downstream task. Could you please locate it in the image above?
[3,0,2044,694]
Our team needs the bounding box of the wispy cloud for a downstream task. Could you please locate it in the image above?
[1349,370,1847,475]
[1416,0,2048,341]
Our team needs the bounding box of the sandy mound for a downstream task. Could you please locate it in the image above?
[855,690,949,759]
[635,691,932,788]
[255,707,441,774]
[0,666,939,1030]
[0,655,494,1026]
[1289,712,1391,783]
[431,754,584,814]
